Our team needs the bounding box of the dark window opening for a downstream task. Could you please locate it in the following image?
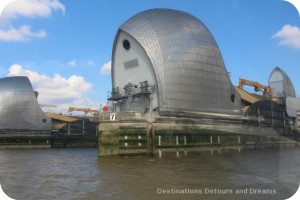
[123,39,130,50]
[231,94,235,103]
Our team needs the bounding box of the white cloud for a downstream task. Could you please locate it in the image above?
[0,0,65,42]
[43,98,100,115]
[100,61,111,75]
[67,59,77,67]
[7,64,94,111]
[1,0,65,21]
[0,0,16,17]
[0,25,46,41]
[87,60,96,66]
[272,24,300,49]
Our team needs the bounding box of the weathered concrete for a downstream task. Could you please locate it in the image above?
[0,131,51,149]
[0,144,51,149]
[98,122,148,156]
[97,111,299,157]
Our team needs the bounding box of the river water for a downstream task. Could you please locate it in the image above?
[0,147,300,200]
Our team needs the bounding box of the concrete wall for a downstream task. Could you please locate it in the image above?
[0,131,51,148]
[97,111,300,157]
[98,119,298,157]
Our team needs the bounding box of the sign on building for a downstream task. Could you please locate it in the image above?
[110,113,116,121]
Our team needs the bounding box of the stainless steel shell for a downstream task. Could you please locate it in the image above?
[269,67,296,98]
[0,76,51,131]
[113,9,241,115]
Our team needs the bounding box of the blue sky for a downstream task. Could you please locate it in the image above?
[0,0,299,113]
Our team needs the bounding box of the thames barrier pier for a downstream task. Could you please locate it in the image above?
[0,76,52,148]
[97,9,300,157]
[98,111,299,157]
[0,9,299,152]
[0,76,98,148]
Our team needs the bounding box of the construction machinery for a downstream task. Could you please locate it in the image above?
[239,78,272,97]
[68,107,99,115]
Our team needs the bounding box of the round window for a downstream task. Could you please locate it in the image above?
[123,39,130,50]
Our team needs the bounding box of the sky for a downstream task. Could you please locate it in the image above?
[0,0,299,114]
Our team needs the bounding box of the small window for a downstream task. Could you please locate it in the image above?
[123,39,130,50]
[43,119,47,123]
[231,94,235,103]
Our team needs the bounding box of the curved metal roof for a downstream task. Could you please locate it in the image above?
[269,67,296,97]
[114,9,241,114]
[0,76,51,131]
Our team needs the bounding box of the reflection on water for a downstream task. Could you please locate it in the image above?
[0,148,300,200]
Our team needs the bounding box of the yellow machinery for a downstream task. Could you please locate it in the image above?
[236,78,281,114]
[239,78,272,96]
[68,106,99,115]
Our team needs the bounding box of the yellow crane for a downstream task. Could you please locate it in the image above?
[68,106,99,114]
[239,78,272,96]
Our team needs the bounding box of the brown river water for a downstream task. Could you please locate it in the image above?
[0,147,300,200]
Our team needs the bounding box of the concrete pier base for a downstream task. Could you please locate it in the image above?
[98,122,149,156]
[97,112,299,157]
[0,131,51,149]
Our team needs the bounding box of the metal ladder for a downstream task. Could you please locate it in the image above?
[125,92,132,110]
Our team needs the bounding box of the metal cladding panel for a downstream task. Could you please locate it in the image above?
[269,67,296,98]
[116,9,241,115]
[286,96,297,117]
[0,76,51,131]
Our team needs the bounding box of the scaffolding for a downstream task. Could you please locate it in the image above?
[108,81,152,111]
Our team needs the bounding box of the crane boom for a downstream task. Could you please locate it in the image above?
[68,106,99,114]
[239,78,272,96]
